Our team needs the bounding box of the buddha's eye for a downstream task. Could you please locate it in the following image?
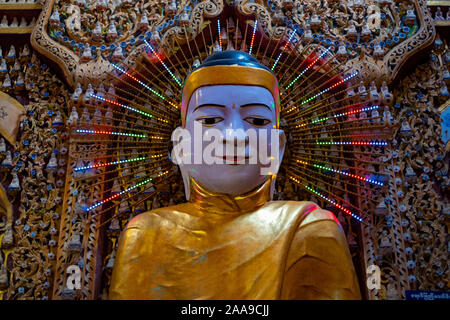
[244,117,271,127]
[196,116,224,126]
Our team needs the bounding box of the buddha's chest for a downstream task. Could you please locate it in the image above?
[141,224,291,299]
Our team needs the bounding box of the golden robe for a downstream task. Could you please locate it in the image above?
[109,178,361,299]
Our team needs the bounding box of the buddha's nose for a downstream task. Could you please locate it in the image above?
[220,128,249,147]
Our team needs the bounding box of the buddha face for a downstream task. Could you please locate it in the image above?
[172,85,286,198]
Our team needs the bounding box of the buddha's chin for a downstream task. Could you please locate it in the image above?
[190,164,269,196]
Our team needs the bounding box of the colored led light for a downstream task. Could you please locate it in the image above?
[217,20,222,48]
[334,105,379,118]
[315,140,388,146]
[111,63,178,109]
[76,129,147,138]
[74,156,147,172]
[286,71,359,114]
[249,20,257,55]
[301,71,358,105]
[295,105,379,128]
[271,30,296,71]
[296,160,384,186]
[289,175,363,222]
[91,94,153,118]
[144,39,182,86]
[303,182,363,222]
[285,47,331,90]
[86,170,169,211]
[311,116,329,124]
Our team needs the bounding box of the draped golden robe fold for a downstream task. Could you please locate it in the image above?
[109,178,361,300]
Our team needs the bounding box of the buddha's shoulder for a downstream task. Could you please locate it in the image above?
[124,203,192,230]
[267,201,346,250]
[263,200,340,228]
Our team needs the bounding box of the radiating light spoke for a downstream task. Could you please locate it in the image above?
[111,63,178,109]
[285,47,331,89]
[76,129,147,138]
[86,171,169,211]
[295,105,379,128]
[91,94,153,118]
[249,20,258,55]
[271,30,296,71]
[296,159,384,186]
[74,156,147,172]
[144,39,182,86]
[290,176,364,222]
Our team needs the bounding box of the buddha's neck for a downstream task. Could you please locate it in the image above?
[188,177,272,217]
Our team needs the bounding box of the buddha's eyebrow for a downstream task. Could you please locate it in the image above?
[193,103,226,112]
[240,103,272,111]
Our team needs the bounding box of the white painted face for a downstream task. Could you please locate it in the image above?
[173,85,286,199]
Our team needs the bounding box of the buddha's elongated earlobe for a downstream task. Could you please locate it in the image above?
[270,129,286,200]
[180,165,191,201]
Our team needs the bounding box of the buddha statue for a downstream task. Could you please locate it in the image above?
[373,44,384,59]
[150,29,161,46]
[111,179,121,194]
[386,277,399,300]
[304,26,313,43]
[92,22,103,42]
[0,254,8,290]
[273,8,284,25]
[404,5,416,26]
[68,106,79,125]
[1,73,11,89]
[19,17,27,28]
[107,85,116,98]
[361,23,371,42]
[7,45,16,59]
[167,0,177,17]
[46,152,58,171]
[180,8,190,26]
[112,46,124,62]
[383,106,394,125]
[0,59,7,73]
[138,14,149,31]
[434,7,444,20]
[80,107,91,124]
[358,81,367,100]
[336,45,347,62]
[0,15,8,28]
[84,84,94,103]
[310,11,321,28]
[49,9,60,27]
[7,172,20,191]
[369,81,380,103]
[106,23,118,42]
[93,106,103,125]
[109,51,361,300]
[81,46,93,62]
[346,21,357,41]
[1,150,12,167]
[371,106,380,125]
[69,232,82,252]
[0,138,6,153]
[10,17,18,28]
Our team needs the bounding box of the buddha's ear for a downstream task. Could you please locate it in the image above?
[270,129,286,200]
[170,126,192,201]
